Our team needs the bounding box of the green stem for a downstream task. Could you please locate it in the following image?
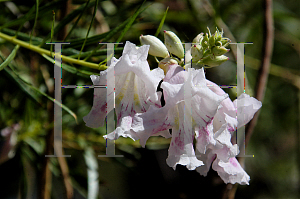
[0,32,107,71]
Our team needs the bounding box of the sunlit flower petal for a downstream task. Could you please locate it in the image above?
[195,149,216,176]
[195,80,261,185]
[84,42,164,141]
[131,65,227,170]
[212,157,250,185]
[234,93,262,128]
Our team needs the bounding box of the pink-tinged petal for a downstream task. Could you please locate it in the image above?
[84,41,164,140]
[206,80,236,132]
[114,45,163,103]
[152,130,172,138]
[195,122,215,154]
[104,116,139,141]
[163,64,185,84]
[224,113,238,132]
[213,124,239,162]
[212,157,250,185]
[234,93,262,128]
[150,68,226,169]
[131,105,172,147]
[166,103,203,170]
[130,67,226,170]
[196,149,216,176]
[83,73,111,128]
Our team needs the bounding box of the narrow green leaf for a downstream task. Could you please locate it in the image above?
[87,1,150,64]
[0,45,20,71]
[36,86,78,124]
[83,16,134,61]
[78,0,99,60]
[42,54,98,78]
[65,32,109,49]
[39,0,96,46]
[70,47,123,58]
[116,0,149,43]
[61,48,80,56]
[155,6,169,37]
[15,6,36,37]
[3,67,41,105]
[29,0,39,44]
[2,28,43,45]
[0,0,65,29]
[64,0,91,41]
[50,10,55,54]
[6,65,78,123]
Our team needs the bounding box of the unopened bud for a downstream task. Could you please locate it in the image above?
[221,38,230,47]
[212,46,229,56]
[198,55,229,67]
[139,35,169,58]
[193,33,204,44]
[191,44,203,62]
[208,34,215,47]
[164,30,184,59]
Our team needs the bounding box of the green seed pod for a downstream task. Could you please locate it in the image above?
[198,55,229,67]
[203,33,209,43]
[164,30,184,59]
[208,34,215,47]
[139,35,169,58]
[215,31,222,42]
[212,46,229,56]
[191,44,203,62]
[221,38,231,47]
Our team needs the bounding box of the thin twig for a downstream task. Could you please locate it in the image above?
[220,0,274,198]
[57,152,73,199]
[57,0,71,41]
[244,0,274,151]
[0,32,105,70]
[39,93,54,199]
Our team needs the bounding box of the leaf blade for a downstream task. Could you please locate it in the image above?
[42,54,98,78]
[6,64,78,123]
[155,6,169,37]
[0,45,20,71]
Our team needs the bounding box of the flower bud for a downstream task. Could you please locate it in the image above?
[193,33,204,44]
[198,55,229,67]
[208,34,215,47]
[202,33,209,49]
[191,44,203,62]
[139,35,169,58]
[215,32,222,42]
[221,38,230,47]
[212,46,229,56]
[164,30,184,59]
[158,57,178,75]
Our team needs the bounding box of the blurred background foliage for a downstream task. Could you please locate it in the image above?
[0,0,299,198]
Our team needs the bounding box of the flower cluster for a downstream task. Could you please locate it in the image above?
[84,29,262,185]
[191,28,230,67]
